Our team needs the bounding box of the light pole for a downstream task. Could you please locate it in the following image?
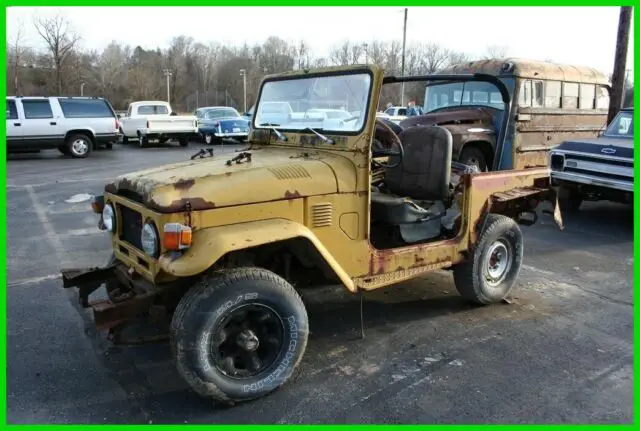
[80,82,85,97]
[239,69,247,113]
[400,7,408,106]
[163,68,173,105]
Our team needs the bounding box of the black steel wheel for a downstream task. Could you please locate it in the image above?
[170,267,309,404]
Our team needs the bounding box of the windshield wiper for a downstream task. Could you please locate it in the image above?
[259,123,288,142]
[303,127,335,145]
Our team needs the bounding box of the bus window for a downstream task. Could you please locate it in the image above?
[519,80,531,107]
[579,84,596,109]
[596,85,610,110]
[563,82,579,109]
[545,81,561,108]
[532,81,544,107]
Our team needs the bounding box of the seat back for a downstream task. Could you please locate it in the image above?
[384,125,453,201]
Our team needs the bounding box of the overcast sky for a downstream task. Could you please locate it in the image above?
[6,6,635,77]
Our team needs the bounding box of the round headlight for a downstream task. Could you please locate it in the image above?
[102,204,115,232]
[141,222,159,257]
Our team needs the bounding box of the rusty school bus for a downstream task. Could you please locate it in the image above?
[403,58,611,172]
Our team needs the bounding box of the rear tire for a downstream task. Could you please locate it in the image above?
[170,267,309,404]
[453,214,523,305]
[139,135,147,148]
[179,138,189,147]
[66,133,92,158]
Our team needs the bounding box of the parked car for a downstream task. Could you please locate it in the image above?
[118,101,198,148]
[194,106,250,145]
[549,107,633,211]
[376,105,407,125]
[6,96,119,158]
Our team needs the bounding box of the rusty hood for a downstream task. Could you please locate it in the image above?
[399,107,494,128]
[104,147,356,212]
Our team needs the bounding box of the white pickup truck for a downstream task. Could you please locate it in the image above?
[118,101,199,148]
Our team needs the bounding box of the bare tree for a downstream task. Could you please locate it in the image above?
[483,44,509,59]
[33,13,81,94]
[9,18,25,94]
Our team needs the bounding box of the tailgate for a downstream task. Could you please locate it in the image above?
[147,116,197,132]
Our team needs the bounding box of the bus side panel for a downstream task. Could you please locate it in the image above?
[513,108,608,170]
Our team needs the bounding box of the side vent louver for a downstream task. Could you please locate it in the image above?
[269,165,311,180]
[311,203,333,227]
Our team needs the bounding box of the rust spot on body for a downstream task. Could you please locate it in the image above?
[284,190,302,199]
[174,179,195,190]
[147,197,216,213]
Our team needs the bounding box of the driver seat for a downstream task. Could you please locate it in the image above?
[371,125,453,243]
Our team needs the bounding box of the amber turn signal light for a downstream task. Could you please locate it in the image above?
[163,223,192,251]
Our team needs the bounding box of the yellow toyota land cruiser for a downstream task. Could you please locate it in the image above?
[62,64,563,405]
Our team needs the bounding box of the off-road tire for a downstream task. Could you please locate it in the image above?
[66,133,92,158]
[138,134,148,148]
[453,214,523,305]
[105,143,113,150]
[170,267,309,404]
[178,138,189,147]
[558,185,583,213]
[459,146,488,172]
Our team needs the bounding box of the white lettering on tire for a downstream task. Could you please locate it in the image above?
[242,315,299,393]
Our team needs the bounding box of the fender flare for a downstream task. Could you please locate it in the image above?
[157,218,356,292]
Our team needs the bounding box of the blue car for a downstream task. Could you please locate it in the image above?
[194,106,250,145]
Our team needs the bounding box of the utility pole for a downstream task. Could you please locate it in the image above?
[163,68,173,105]
[239,69,247,113]
[400,7,408,106]
[363,43,368,65]
[607,6,632,124]
[80,82,85,96]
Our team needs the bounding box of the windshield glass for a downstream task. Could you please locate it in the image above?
[604,110,633,138]
[205,108,239,119]
[423,79,512,113]
[254,72,371,133]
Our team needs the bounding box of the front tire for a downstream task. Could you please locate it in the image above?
[170,267,309,404]
[453,214,523,305]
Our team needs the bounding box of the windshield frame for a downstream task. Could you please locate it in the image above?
[252,68,375,137]
[603,110,634,139]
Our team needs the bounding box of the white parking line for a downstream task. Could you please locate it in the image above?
[58,228,103,237]
[26,185,67,263]
[7,273,61,287]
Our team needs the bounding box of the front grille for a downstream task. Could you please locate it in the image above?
[118,204,143,250]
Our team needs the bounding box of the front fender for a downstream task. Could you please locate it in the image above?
[157,218,356,291]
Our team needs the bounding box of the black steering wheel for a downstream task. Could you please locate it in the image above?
[372,118,404,169]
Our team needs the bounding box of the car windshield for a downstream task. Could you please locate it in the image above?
[423,79,511,113]
[253,72,371,133]
[205,108,239,119]
[604,110,633,139]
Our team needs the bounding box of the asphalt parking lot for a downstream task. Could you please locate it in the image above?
[6,142,634,424]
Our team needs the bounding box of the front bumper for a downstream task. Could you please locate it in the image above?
[550,170,634,192]
[61,262,157,332]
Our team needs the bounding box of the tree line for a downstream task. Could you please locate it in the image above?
[6,13,632,113]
